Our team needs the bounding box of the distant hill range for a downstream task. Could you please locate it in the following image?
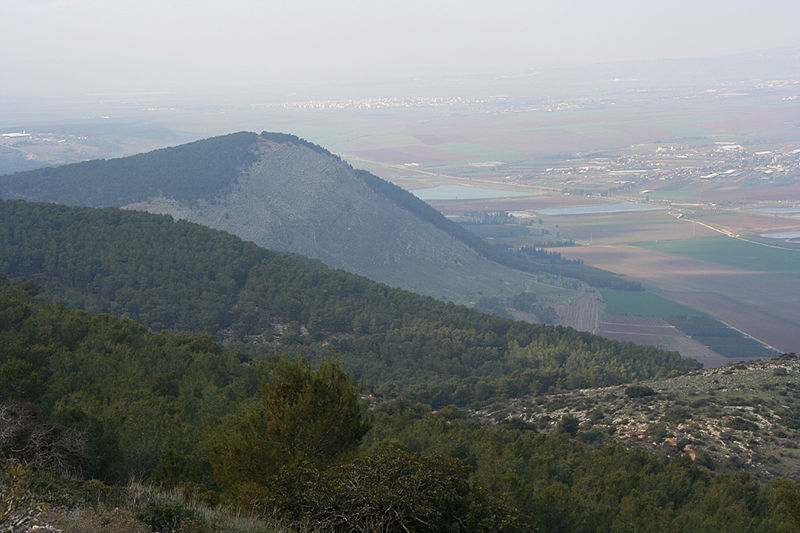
[0,131,541,301]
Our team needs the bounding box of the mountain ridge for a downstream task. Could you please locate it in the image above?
[0,131,641,303]
[0,131,535,301]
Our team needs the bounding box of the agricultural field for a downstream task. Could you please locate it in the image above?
[597,290,770,367]
[600,289,706,318]
[554,244,800,355]
[597,315,735,368]
[436,202,798,248]
[427,194,800,363]
[694,210,800,236]
[550,290,599,333]
[536,210,717,245]
[466,223,557,248]
[666,316,778,359]
[638,235,800,277]
[434,200,716,246]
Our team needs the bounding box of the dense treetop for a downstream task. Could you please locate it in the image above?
[0,255,797,532]
[363,401,800,533]
[0,275,262,482]
[0,283,522,529]
[2,278,798,532]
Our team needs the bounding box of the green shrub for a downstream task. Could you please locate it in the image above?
[556,415,580,437]
[625,385,656,398]
[726,417,759,432]
[136,497,202,533]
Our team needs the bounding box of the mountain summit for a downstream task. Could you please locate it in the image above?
[0,131,529,300]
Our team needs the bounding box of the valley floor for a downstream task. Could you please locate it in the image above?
[554,244,800,355]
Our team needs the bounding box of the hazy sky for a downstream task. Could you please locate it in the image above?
[3,0,800,97]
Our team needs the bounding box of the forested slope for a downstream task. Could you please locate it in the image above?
[1,279,797,532]
[0,200,698,407]
[0,276,261,482]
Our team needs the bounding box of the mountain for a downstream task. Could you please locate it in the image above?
[0,131,536,302]
[0,199,697,407]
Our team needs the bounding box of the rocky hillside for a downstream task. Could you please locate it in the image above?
[474,353,800,481]
[0,132,529,302]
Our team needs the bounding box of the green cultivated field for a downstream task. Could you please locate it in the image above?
[665,316,779,359]
[637,236,800,277]
[600,289,707,318]
[539,210,683,245]
[600,289,778,358]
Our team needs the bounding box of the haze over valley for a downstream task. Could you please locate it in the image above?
[2,2,800,531]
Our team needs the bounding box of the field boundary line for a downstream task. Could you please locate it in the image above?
[672,212,797,252]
